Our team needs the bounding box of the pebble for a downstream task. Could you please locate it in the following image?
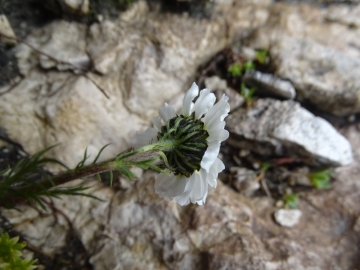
[274,209,302,227]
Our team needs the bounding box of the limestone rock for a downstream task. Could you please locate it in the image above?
[227,99,353,167]
[204,76,244,110]
[274,209,302,227]
[86,3,230,118]
[63,0,89,15]
[326,4,360,27]
[0,15,17,46]
[0,0,269,167]
[3,162,360,269]
[39,21,90,71]
[230,167,260,196]
[245,2,360,115]
[2,1,360,270]
[243,70,296,100]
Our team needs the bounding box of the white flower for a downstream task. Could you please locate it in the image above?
[132,82,230,206]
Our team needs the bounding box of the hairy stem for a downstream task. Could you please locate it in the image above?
[5,148,160,206]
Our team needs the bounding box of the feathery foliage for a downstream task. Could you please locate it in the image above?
[0,143,166,209]
[0,232,37,270]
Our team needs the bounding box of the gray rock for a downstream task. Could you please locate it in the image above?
[0,15,17,46]
[3,158,360,269]
[2,1,360,270]
[63,0,90,15]
[38,21,90,71]
[326,4,360,27]
[14,20,90,73]
[227,99,353,167]
[40,0,89,15]
[204,76,244,110]
[243,70,296,99]
[0,0,270,167]
[245,2,360,116]
[291,167,312,186]
[230,167,260,196]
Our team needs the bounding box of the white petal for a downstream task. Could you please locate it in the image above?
[195,186,208,205]
[200,141,220,172]
[182,82,199,116]
[176,195,190,206]
[192,172,207,202]
[131,127,158,149]
[193,89,216,119]
[175,177,195,206]
[158,103,176,123]
[151,116,163,131]
[155,173,187,200]
[207,158,225,188]
[207,121,229,142]
[203,94,230,130]
[178,171,208,205]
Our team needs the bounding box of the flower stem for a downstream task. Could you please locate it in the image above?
[4,147,162,207]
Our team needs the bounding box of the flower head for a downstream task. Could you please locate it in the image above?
[132,82,230,205]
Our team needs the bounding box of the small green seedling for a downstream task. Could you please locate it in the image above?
[260,162,270,172]
[243,60,255,71]
[240,83,256,101]
[228,63,243,77]
[255,50,268,64]
[283,193,299,209]
[308,169,331,189]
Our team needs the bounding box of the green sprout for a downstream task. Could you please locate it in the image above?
[240,83,256,101]
[243,60,255,71]
[255,50,268,64]
[260,162,270,172]
[283,193,299,209]
[0,232,37,270]
[228,63,243,77]
[308,169,331,189]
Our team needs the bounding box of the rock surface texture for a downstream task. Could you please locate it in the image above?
[227,99,353,167]
[0,0,268,168]
[1,0,360,270]
[245,2,360,115]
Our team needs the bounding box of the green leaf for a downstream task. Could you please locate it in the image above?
[76,147,89,169]
[0,167,10,176]
[243,60,255,71]
[283,193,299,209]
[255,50,268,64]
[260,162,270,171]
[0,232,37,270]
[240,83,256,100]
[92,144,111,164]
[228,63,243,77]
[308,169,331,189]
[117,166,136,180]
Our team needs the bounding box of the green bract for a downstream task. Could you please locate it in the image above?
[157,114,209,177]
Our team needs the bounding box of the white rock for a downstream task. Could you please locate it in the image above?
[37,21,90,71]
[63,0,89,14]
[227,99,354,167]
[0,15,17,46]
[274,209,302,227]
[243,70,296,100]
[245,3,360,115]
